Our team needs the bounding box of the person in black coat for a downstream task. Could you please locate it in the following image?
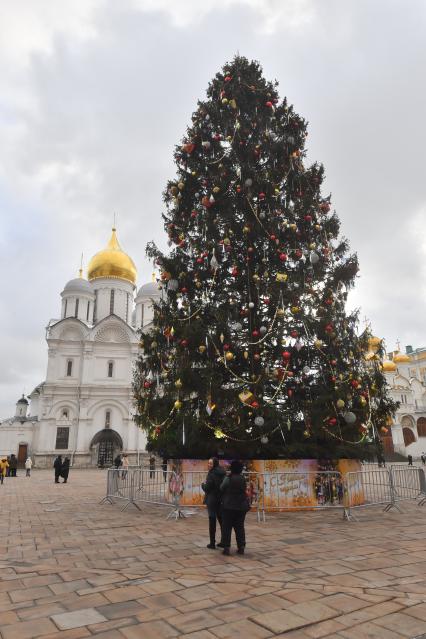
[61,458,70,483]
[202,458,226,549]
[53,455,62,483]
[9,454,18,477]
[220,460,249,556]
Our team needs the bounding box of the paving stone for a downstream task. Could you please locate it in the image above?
[338,621,407,638]
[211,618,273,638]
[120,620,179,638]
[167,610,224,634]
[96,600,145,619]
[373,611,426,637]
[9,585,53,602]
[1,617,58,639]
[250,609,309,634]
[51,607,108,630]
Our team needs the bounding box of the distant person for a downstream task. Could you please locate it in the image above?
[61,458,70,483]
[149,454,156,479]
[220,460,250,556]
[25,457,33,477]
[421,453,426,466]
[6,456,11,477]
[121,454,129,479]
[9,454,17,477]
[53,455,63,483]
[113,454,122,470]
[162,457,168,482]
[202,458,225,549]
[0,457,9,485]
[408,454,413,466]
[98,456,105,469]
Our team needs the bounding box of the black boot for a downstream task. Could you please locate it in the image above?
[207,517,216,549]
[222,548,230,556]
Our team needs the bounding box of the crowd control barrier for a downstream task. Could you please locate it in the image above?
[101,465,426,521]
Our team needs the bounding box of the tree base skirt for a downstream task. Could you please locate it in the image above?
[168,458,363,510]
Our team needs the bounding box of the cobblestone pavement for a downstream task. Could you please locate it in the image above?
[1,470,426,639]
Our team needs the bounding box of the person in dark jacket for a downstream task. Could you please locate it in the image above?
[202,458,226,549]
[9,454,18,477]
[61,458,70,483]
[220,460,249,556]
[53,455,62,483]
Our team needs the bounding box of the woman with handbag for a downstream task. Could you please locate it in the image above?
[220,460,249,556]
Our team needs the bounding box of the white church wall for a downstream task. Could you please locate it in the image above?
[0,424,34,457]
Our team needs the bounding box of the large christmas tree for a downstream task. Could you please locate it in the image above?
[133,56,396,460]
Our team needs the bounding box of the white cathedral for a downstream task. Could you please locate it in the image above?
[0,227,160,468]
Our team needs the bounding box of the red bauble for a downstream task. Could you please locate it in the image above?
[304,215,312,222]
[287,389,293,397]
[264,297,270,304]
[214,133,221,141]
[143,381,151,389]
[196,258,203,264]
[191,210,197,218]
[320,202,331,213]
[328,417,337,426]
[325,298,333,305]
[224,75,232,82]
[330,375,336,382]
[223,344,230,351]
[251,401,259,409]
[265,101,273,108]
[181,287,188,294]
[279,252,288,262]
[330,359,337,366]
[231,267,239,277]
[252,329,260,337]
[350,380,359,389]
[202,196,212,208]
[282,350,291,361]
[180,339,188,347]
[259,192,266,200]
[294,249,303,259]
[236,186,242,193]
[325,323,333,333]
[290,330,298,338]
[270,234,277,241]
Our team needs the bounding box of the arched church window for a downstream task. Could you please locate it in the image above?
[105,410,111,428]
[403,427,416,447]
[74,298,79,318]
[62,409,68,419]
[66,360,73,377]
[110,289,115,315]
[107,361,114,378]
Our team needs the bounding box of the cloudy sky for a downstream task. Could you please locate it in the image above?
[0,0,425,417]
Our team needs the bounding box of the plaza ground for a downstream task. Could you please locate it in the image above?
[1,471,426,638]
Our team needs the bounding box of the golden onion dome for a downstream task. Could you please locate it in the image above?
[393,351,411,364]
[87,227,137,285]
[382,359,397,372]
[368,336,381,349]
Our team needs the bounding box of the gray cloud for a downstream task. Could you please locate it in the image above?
[1,0,425,416]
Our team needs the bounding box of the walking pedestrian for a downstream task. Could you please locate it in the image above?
[54,455,62,483]
[421,453,426,466]
[220,460,250,556]
[113,453,122,469]
[25,457,33,477]
[149,454,156,479]
[6,456,11,477]
[0,457,9,484]
[202,458,226,549]
[61,457,70,483]
[121,454,129,479]
[9,454,18,477]
[408,454,413,466]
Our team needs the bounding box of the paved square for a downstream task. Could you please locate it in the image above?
[1,470,426,638]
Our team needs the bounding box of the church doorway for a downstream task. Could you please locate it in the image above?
[90,429,123,467]
[17,444,28,468]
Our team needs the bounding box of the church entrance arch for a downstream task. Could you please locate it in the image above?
[90,429,123,467]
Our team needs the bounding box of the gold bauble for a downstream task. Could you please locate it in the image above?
[314,339,323,349]
[175,379,182,389]
[277,309,285,317]
[198,345,206,353]
[222,98,228,105]
[225,352,234,361]
[243,351,249,359]
[174,400,182,410]
[213,186,220,194]
[178,182,185,190]
[291,306,300,314]
[336,399,345,409]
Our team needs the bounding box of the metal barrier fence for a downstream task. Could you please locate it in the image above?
[100,465,426,520]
